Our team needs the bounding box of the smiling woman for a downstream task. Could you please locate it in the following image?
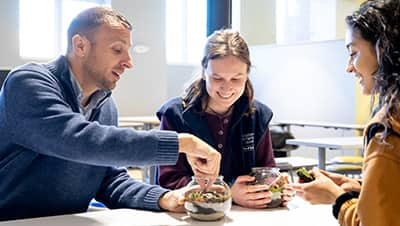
[156,29,294,210]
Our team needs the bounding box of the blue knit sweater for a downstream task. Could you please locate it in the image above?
[0,56,179,221]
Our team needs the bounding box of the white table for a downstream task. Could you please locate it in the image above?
[0,198,338,226]
[286,136,363,170]
[118,116,160,130]
[271,120,365,133]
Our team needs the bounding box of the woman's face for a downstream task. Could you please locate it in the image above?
[204,55,248,114]
[345,27,379,95]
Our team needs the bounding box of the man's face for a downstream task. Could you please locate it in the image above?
[82,24,133,91]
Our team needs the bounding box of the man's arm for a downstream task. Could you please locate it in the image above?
[95,167,170,211]
[6,68,180,167]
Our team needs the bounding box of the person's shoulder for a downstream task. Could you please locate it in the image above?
[159,97,184,110]
[156,97,185,118]
[12,62,47,76]
[253,99,272,117]
[6,62,53,87]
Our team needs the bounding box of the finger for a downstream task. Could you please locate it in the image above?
[189,159,218,177]
[191,159,211,173]
[282,192,296,201]
[341,183,354,192]
[242,199,264,209]
[235,175,256,183]
[247,191,272,201]
[177,194,185,205]
[284,185,294,191]
[247,197,271,208]
[311,167,322,177]
[319,169,330,176]
[247,184,269,193]
[294,190,305,199]
[196,161,219,177]
[282,187,294,196]
[291,183,304,192]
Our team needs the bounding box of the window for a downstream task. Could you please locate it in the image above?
[19,0,110,59]
[276,0,336,44]
[165,0,207,65]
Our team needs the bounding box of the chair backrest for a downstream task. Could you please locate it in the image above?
[0,69,11,90]
[270,126,298,157]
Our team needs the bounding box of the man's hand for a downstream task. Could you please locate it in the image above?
[178,133,221,188]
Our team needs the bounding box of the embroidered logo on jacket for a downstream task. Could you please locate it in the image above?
[242,133,255,152]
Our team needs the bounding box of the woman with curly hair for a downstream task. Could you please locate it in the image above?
[293,1,400,225]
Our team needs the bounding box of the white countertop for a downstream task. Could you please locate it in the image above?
[0,197,338,226]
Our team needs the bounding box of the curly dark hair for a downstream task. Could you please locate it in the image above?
[346,0,400,134]
[183,29,255,114]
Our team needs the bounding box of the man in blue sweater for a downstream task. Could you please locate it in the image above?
[0,7,220,221]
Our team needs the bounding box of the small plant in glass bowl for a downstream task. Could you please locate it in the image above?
[184,176,232,221]
[250,167,289,208]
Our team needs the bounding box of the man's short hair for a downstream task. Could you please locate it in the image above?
[66,6,132,54]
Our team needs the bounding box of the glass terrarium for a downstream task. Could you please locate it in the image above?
[184,176,232,221]
[250,167,288,208]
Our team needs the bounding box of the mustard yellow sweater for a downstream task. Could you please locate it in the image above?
[338,106,400,226]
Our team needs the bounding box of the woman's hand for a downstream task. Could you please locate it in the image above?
[231,175,271,209]
[293,168,345,204]
[319,169,361,192]
[158,187,187,212]
[281,173,294,206]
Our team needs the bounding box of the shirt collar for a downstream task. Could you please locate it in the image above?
[68,68,111,118]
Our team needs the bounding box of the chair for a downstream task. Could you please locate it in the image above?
[326,156,363,178]
[270,126,298,157]
[0,69,11,90]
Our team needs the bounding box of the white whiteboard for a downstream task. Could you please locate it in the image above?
[250,39,356,124]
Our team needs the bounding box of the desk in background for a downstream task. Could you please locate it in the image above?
[271,120,365,133]
[1,198,338,226]
[118,116,160,184]
[117,121,144,130]
[286,136,363,170]
[118,116,160,130]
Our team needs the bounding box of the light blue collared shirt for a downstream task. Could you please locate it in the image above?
[69,68,111,120]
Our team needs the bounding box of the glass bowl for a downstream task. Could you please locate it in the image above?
[184,176,232,221]
[250,167,288,208]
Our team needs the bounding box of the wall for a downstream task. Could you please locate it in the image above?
[111,0,168,116]
[0,0,167,116]
[166,64,198,98]
[239,0,276,45]
[250,40,358,159]
[0,0,21,67]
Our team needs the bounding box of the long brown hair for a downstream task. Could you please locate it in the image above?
[346,0,400,139]
[183,29,255,113]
